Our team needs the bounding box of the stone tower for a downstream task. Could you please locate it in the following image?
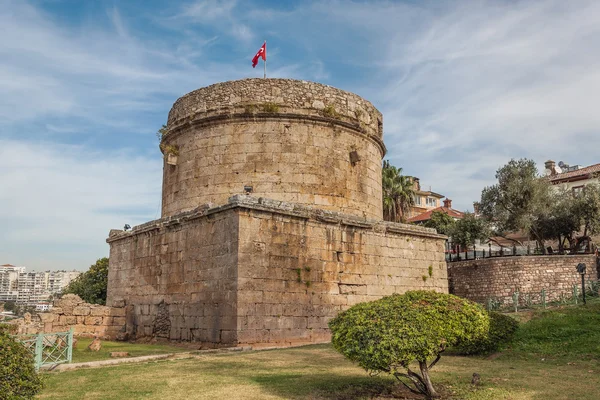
[107,79,447,347]
[160,79,384,219]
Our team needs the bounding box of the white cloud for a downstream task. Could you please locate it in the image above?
[3,0,600,270]
[0,0,250,129]
[0,139,162,271]
[237,0,600,210]
[317,0,600,210]
[176,0,254,42]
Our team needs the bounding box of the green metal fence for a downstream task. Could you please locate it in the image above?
[13,328,74,371]
[484,279,600,312]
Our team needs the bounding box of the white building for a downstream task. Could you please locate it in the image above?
[545,160,600,193]
[35,303,52,312]
[0,264,24,302]
[0,265,81,306]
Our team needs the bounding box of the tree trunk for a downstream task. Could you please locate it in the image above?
[419,360,439,399]
[558,235,564,254]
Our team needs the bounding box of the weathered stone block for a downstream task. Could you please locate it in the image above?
[112,317,126,326]
[90,307,106,317]
[72,306,91,316]
[109,307,126,317]
[60,315,77,325]
[84,316,103,326]
[38,313,55,323]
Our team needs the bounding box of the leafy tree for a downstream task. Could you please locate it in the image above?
[382,160,415,223]
[63,258,108,305]
[423,211,456,235]
[532,189,580,253]
[329,291,489,399]
[450,213,490,248]
[3,301,16,313]
[478,159,553,249]
[0,329,43,399]
[574,183,600,238]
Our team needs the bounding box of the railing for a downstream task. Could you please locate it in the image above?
[446,243,598,262]
[13,328,74,371]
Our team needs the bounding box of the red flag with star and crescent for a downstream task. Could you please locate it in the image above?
[252,42,266,68]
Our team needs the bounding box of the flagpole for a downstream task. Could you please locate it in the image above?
[264,40,267,79]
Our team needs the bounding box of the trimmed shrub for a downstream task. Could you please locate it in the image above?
[0,323,18,334]
[329,291,489,399]
[456,311,519,355]
[0,330,43,400]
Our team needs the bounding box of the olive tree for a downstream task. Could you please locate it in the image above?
[423,211,456,236]
[450,213,490,249]
[329,291,489,399]
[63,258,108,305]
[478,159,553,249]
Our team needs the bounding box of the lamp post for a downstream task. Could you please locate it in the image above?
[576,263,587,305]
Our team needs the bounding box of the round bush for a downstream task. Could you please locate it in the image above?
[0,330,43,400]
[329,291,489,398]
[456,311,519,355]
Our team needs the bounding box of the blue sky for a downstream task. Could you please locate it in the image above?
[2,0,600,271]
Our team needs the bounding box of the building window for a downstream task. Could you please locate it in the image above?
[572,185,584,197]
[426,197,436,207]
[414,196,422,205]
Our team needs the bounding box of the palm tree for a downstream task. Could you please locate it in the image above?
[382,160,415,223]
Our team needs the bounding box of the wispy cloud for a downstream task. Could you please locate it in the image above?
[0,139,162,270]
[311,0,600,209]
[2,0,600,270]
[176,0,255,42]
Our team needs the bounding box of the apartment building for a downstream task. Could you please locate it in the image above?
[0,264,24,302]
[0,265,80,306]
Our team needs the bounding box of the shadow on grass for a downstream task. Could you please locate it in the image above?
[249,372,425,399]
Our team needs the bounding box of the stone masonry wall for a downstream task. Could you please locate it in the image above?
[107,207,239,344]
[235,202,448,346]
[160,79,385,220]
[448,255,599,304]
[16,294,126,339]
[167,79,383,139]
[107,195,447,347]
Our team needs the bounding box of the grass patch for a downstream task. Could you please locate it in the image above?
[40,303,600,399]
[322,104,340,119]
[508,301,600,360]
[39,343,600,399]
[71,338,188,363]
[261,103,279,113]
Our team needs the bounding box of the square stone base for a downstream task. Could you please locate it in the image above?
[107,196,447,346]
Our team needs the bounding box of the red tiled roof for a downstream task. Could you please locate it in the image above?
[550,163,600,183]
[408,207,465,223]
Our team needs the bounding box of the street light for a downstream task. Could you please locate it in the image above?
[576,263,587,305]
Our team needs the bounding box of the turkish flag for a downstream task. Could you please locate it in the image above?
[252,42,266,68]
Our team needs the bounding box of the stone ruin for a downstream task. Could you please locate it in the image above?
[106,78,448,347]
[12,294,126,339]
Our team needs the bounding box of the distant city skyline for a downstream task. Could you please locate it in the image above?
[2,0,600,270]
[0,264,80,305]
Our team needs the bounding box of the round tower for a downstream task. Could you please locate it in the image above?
[161,78,385,220]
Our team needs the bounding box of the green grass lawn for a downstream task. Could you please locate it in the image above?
[71,338,189,363]
[508,301,600,359]
[39,303,600,400]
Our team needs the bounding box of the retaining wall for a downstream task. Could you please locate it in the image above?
[15,294,126,339]
[447,254,599,304]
